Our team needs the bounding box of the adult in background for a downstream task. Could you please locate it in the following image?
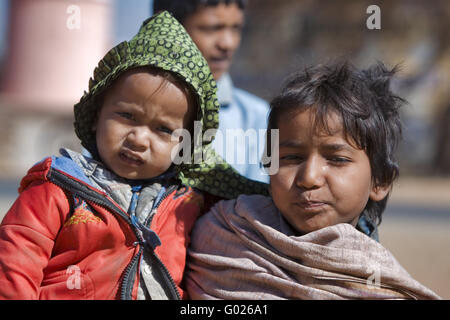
[153,0,270,183]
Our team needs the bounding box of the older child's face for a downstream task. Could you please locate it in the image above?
[183,3,244,80]
[94,70,194,180]
[270,108,389,235]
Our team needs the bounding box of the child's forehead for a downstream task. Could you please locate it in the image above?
[279,106,343,133]
[113,69,167,90]
[277,106,363,148]
[103,69,182,102]
[98,69,195,120]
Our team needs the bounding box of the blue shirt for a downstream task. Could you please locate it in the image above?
[212,74,270,183]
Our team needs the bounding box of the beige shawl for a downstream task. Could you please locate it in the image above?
[186,195,440,300]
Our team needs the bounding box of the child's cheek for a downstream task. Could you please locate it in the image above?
[269,170,293,207]
[330,173,371,220]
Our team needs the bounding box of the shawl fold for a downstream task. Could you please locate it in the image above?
[186,195,440,300]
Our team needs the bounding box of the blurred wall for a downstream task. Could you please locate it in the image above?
[0,0,113,178]
[1,0,113,111]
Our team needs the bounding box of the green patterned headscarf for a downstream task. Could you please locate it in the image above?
[73,11,268,199]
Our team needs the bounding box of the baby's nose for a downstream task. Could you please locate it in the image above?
[127,127,151,151]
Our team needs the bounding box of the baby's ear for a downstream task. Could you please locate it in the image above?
[92,93,106,132]
[369,183,391,202]
[91,107,103,132]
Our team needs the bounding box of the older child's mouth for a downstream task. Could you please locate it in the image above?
[119,151,144,166]
[209,57,230,69]
[295,201,328,213]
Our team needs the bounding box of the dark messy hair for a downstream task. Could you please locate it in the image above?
[266,61,405,226]
[153,0,247,24]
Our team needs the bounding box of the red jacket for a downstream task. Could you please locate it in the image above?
[0,156,205,300]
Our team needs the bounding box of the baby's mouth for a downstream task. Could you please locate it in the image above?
[119,151,144,166]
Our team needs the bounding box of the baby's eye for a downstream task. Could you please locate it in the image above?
[116,112,134,120]
[157,126,173,135]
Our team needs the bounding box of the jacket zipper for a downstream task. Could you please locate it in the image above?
[50,169,182,300]
[48,169,145,300]
[119,247,143,300]
[142,185,181,300]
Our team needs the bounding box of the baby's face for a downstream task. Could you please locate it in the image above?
[270,108,389,235]
[94,69,194,180]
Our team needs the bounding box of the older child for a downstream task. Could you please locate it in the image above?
[0,11,266,300]
[153,0,270,183]
[186,61,441,299]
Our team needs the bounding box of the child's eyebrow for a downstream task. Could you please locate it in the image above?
[157,117,179,129]
[279,141,355,152]
[279,140,305,148]
[116,101,144,112]
[321,143,354,152]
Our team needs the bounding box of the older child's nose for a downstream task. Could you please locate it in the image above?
[295,156,325,190]
[217,30,238,52]
[127,127,151,151]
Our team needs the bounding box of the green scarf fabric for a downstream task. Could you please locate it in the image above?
[73,11,268,199]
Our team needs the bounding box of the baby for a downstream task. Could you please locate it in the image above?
[186,61,441,300]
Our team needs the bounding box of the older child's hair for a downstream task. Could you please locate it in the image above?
[267,61,405,225]
[153,0,247,24]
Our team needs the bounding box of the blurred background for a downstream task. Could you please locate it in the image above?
[0,0,449,298]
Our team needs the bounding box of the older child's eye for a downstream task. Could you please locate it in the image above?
[281,155,298,160]
[280,155,304,162]
[232,24,243,33]
[328,157,351,165]
[199,25,221,33]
